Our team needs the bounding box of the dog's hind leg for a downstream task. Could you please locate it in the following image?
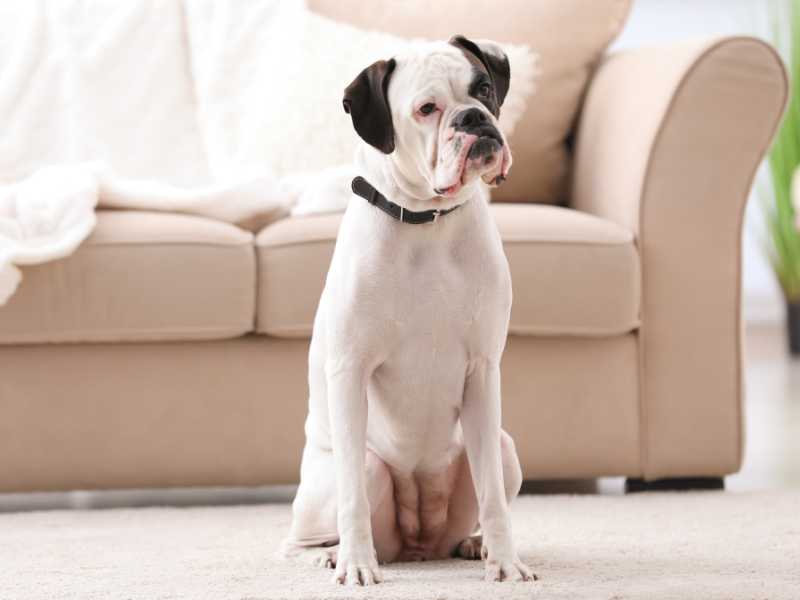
[281,444,402,566]
[455,535,484,560]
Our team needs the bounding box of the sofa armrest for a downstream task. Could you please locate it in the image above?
[572,37,788,479]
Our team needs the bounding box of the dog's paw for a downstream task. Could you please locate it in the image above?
[278,539,339,570]
[333,544,383,586]
[455,535,484,560]
[484,556,537,582]
[306,547,338,569]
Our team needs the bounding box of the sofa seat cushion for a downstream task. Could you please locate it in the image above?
[255,204,641,338]
[0,211,255,344]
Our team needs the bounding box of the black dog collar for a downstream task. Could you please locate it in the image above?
[351,176,462,224]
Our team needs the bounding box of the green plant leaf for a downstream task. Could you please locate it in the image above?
[763,0,800,301]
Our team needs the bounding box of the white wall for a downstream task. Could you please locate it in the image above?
[611,0,786,323]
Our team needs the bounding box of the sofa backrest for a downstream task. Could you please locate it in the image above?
[308,0,632,204]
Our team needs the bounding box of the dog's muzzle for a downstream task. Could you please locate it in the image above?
[452,108,503,147]
[433,107,510,196]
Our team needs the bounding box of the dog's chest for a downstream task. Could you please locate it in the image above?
[385,216,508,335]
[397,246,482,334]
[364,224,509,471]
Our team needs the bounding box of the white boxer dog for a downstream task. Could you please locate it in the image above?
[282,35,535,586]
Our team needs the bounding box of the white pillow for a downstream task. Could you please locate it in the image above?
[185,0,537,182]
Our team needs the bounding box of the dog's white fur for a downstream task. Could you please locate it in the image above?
[282,41,533,586]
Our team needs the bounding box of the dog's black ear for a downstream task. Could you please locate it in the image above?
[449,35,510,109]
[343,58,397,154]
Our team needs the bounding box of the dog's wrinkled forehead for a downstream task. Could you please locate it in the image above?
[388,38,507,117]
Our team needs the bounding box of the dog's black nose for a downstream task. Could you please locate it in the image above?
[453,107,489,129]
[452,107,502,144]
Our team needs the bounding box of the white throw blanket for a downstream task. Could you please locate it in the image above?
[0,163,312,304]
[0,1,307,305]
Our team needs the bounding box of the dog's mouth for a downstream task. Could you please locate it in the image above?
[434,133,511,197]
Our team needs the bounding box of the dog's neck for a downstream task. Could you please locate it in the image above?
[355,144,475,214]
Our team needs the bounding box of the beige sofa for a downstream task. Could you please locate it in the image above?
[0,4,788,492]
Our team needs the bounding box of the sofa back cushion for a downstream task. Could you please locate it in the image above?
[308,0,632,203]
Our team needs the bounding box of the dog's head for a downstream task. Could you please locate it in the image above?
[343,36,512,207]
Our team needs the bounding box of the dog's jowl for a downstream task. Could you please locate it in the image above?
[281,35,535,586]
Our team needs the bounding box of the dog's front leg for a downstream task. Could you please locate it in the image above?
[462,359,534,582]
[326,359,382,586]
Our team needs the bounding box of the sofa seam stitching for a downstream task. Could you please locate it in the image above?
[0,324,254,345]
[256,238,636,250]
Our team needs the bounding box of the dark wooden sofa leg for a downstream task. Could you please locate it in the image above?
[625,477,725,493]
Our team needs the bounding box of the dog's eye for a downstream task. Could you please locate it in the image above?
[477,82,492,98]
[418,102,437,116]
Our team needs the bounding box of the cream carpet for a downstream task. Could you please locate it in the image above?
[2,491,798,600]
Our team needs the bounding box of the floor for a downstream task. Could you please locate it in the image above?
[5,492,799,600]
[1,324,798,512]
